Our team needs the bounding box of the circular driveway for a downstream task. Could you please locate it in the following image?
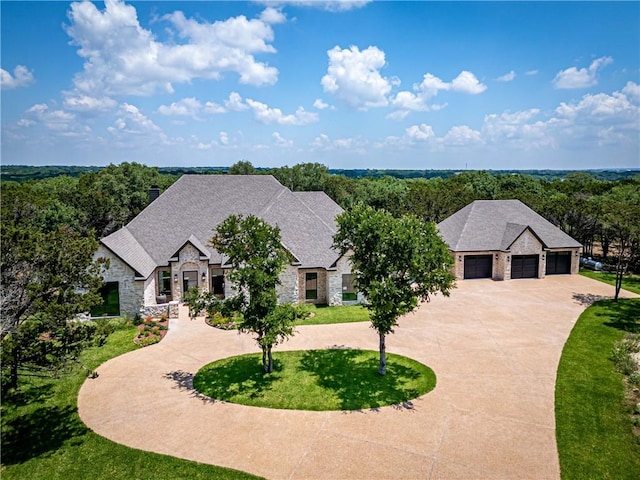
[78,276,636,479]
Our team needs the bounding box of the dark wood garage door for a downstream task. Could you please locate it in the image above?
[546,252,571,275]
[464,255,493,279]
[511,255,538,279]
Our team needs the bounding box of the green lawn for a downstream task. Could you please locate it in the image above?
[1,323,262,480]
[295,304,370,325]
[555,298,640,480]
[580,269,640,295]
[194,349,435,411]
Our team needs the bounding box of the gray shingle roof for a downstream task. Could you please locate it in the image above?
[100,175,343,278]
[437,200,582,252]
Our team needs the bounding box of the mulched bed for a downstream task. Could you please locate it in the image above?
[204,315,239,330]
[134,317,169,346]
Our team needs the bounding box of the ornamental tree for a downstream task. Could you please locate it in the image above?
[209,214,301,373]
[333,204,455,375]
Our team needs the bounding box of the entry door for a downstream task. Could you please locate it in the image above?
[511,255,538,279]
[182,271,198,298]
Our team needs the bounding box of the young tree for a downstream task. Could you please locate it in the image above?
[1,185,103,388]
[596,184,640,301]
[333,205,456,375]
[209,214,299,373]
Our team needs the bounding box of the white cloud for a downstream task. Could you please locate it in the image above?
[321,45,397,109]
[405,124,435,141]
[622,81,640,100]
[246,99,318,125]
[553,56,613,89]
[272,131,293,147]
[63,94,117,112]
[259,7,287,24]
[225,91,249,111]
[390,70,484,117]
[310,133,366,153]
[108,103,162,134]
[219,131,230,145]
[555,91,638,124]
[525,70,539,76]
[258,1,372,12]
[1,65,35,89]
[203,101,227,114]
[443,125,483,146]
[157,97,202,116]
[496,70,516,82]
[64,0,280,97]
[450,71,487,94]
[24,103,75,131]
[313,98,330,109]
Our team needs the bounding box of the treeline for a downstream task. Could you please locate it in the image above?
[3,164,639,183]
[2,161,638,262]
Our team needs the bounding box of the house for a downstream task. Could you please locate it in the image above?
[437,200,581,280]
[94,175,360,318]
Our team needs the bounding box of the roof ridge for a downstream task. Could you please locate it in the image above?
[456,201,476,251]
[293,191,338,233]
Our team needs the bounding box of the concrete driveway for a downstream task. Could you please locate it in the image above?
[78,275,636,479]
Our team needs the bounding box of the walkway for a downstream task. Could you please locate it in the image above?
[78,276,636,479]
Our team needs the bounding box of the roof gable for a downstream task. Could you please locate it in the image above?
[437,200,581,252]
[101,175,343,276]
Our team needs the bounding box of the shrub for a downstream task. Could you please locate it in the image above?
[133,313,143,326]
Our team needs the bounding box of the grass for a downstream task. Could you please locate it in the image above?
[1,322,262,480]
[193,349,436,411]
[295,304,370,325]
[580,269,640,295]
[555,298,640,480]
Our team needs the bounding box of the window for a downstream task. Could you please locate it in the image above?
[305,272,318,300]
[157,270,172,296]
[342,274,357,301]
[91,282,120,317]
[211,268,225,298]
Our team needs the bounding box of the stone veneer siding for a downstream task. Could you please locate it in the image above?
[506,230,544,280]
[298,269,327,304]
[171,243,211,302]
[277,265,300,304]
[95,245,144,318]
[327,254,363,306]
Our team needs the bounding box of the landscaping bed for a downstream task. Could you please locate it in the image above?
[133,316,169,346]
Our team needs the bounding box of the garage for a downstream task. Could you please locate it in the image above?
[511,255,539,279]
[546,251,571,275]
[464,255,493,279]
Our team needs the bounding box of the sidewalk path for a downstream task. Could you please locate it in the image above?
[78,276,636,479]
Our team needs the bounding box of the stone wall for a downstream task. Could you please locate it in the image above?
[95,245,143,318]
[327,254,363,306]
[508,230,544,279]
[170,243,210,302]
[140,300,179,319]
[277,265,300,304]
[452,251,504,281]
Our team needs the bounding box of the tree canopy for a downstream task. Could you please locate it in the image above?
[208,214,300,373]
[333,204,456,375]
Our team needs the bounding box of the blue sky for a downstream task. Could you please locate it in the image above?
[2,1,639,170]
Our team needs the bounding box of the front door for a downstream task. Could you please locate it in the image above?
[182,271,198,299]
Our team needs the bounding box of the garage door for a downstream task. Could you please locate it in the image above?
[464,255,493,279]
[546,252,571,275]
[511,255,538,279]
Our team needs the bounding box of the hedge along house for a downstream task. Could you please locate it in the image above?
[437,200,582,281]
[94,175,361,318]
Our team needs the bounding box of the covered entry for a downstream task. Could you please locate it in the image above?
[464,255,492,279]
[546,252,571,275]
[511,255,538,279]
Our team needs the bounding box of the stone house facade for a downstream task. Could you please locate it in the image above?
[439,200,581,281]
[94,175,359,318]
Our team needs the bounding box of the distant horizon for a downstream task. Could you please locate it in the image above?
[2,1,639,170]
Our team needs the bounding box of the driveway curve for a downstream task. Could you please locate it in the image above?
[78,276,636,479]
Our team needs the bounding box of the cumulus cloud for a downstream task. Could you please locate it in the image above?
[390,70,485,117]
[321,45,397,109]
[108,103,162,134]
[555,90,638,124]
[405,124,435,141]
[63,94,117,112]
[553,56,613,89]
[313,98,330,109]
[496,70,516,82]
[259,7,287,24]
[310,133,366,153]
[443,125,483,146]
[64,0,280,97]
[157,97,202,116]
[246,99,318,125]
[272,131,293,147]
[622,81,640,100]
[24,103,75,131]
[1,65,35,89]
